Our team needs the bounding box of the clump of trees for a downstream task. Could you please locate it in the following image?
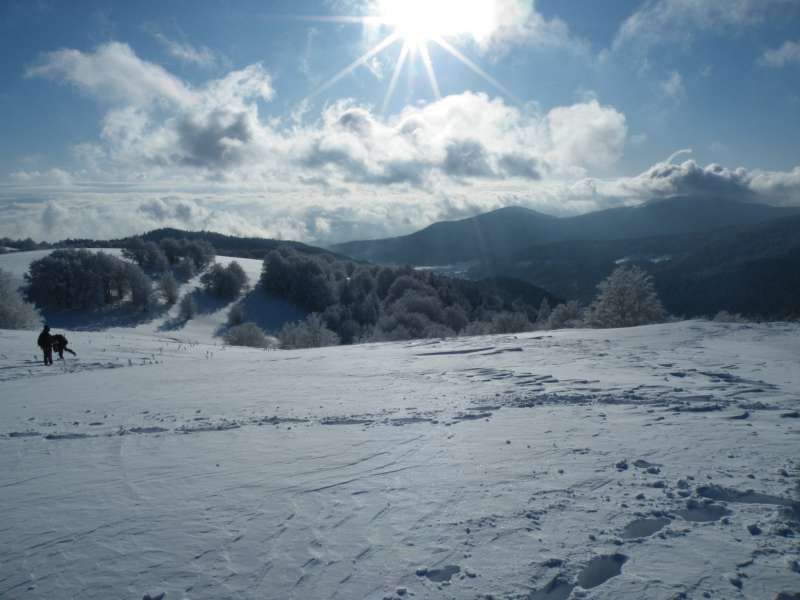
[200,261,248,299]
[122,239,168,273]
[123,237,215,277]
[260,246,557,346]
[25,249,153,311]
[0,268,41,329]
[258,247,671,347]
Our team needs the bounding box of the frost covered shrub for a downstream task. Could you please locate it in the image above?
[179,294,197,320]
[713,310,750,323]
[278,313,340,349]
[160,272,179,306]
[0,268,41,329]
[586,265,665,328]
[547,300,583,329]
[491,311,533,334]
[201,261,248,299]
[224,322,271,348]
[461,320,493,336]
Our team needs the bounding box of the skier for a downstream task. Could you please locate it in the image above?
[51,333,76,360]
[37,325,53,366]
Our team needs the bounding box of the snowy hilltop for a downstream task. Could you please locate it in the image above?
[1,319,799,599]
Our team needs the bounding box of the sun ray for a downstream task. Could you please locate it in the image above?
[432,37,520,104]
[272,14,388,26]
[382,42,411,114]
[301,4,517,112]
[419,43,441,99]
[307,32,400,100]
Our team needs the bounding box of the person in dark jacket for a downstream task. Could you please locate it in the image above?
[37,325,53,365]
[51,334,76,360]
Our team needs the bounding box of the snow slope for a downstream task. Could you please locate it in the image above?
[1,320,799,599]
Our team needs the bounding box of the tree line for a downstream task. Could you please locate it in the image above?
[2,237,680,349]
[257,246,668,348]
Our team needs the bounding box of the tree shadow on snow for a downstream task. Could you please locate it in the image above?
[228,283,308,335]
[41,303,170,332]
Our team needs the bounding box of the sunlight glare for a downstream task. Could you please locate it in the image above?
[377,0,496,47]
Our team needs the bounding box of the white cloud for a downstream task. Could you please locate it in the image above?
[546,100,627,172]
[760,40,800,67]
[25,43,623,185]
[294,93,627,184]
[614,0,794,51]
[660,70,686,101]
[149,31,218,67]
[26,42,194,107]
[480,0,579,53]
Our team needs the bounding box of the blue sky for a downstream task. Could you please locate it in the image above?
[1,0,799,243]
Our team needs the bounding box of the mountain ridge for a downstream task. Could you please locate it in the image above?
[331,197,800,265]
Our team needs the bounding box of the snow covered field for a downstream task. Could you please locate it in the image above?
[2,317,799,599]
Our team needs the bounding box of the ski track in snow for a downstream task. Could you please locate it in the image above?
[1,320,800,599]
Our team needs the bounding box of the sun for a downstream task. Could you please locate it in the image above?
[303,0,516,111]
[376,0,496,48]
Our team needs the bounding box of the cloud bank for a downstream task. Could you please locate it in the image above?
[4,42,800,245]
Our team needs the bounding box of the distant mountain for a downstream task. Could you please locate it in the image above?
[333,206,560,265]
[652,215,800,318]
[331,198,800,265]
[472,215,800,318]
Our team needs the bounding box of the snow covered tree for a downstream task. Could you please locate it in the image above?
[227,303,245,327]
[122,239,168,274]
[278,313,340,349]
[179,294,197,321]
[536,298,551,325]
[224,322,272,348]
[0,268,41,329]
[201,261,248,299]
[126,264,153,310]
[490,311,532,333]
[159,272,179,306]
[546,300,583,329]
[586,265,666,328]
[174,257,196,281]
